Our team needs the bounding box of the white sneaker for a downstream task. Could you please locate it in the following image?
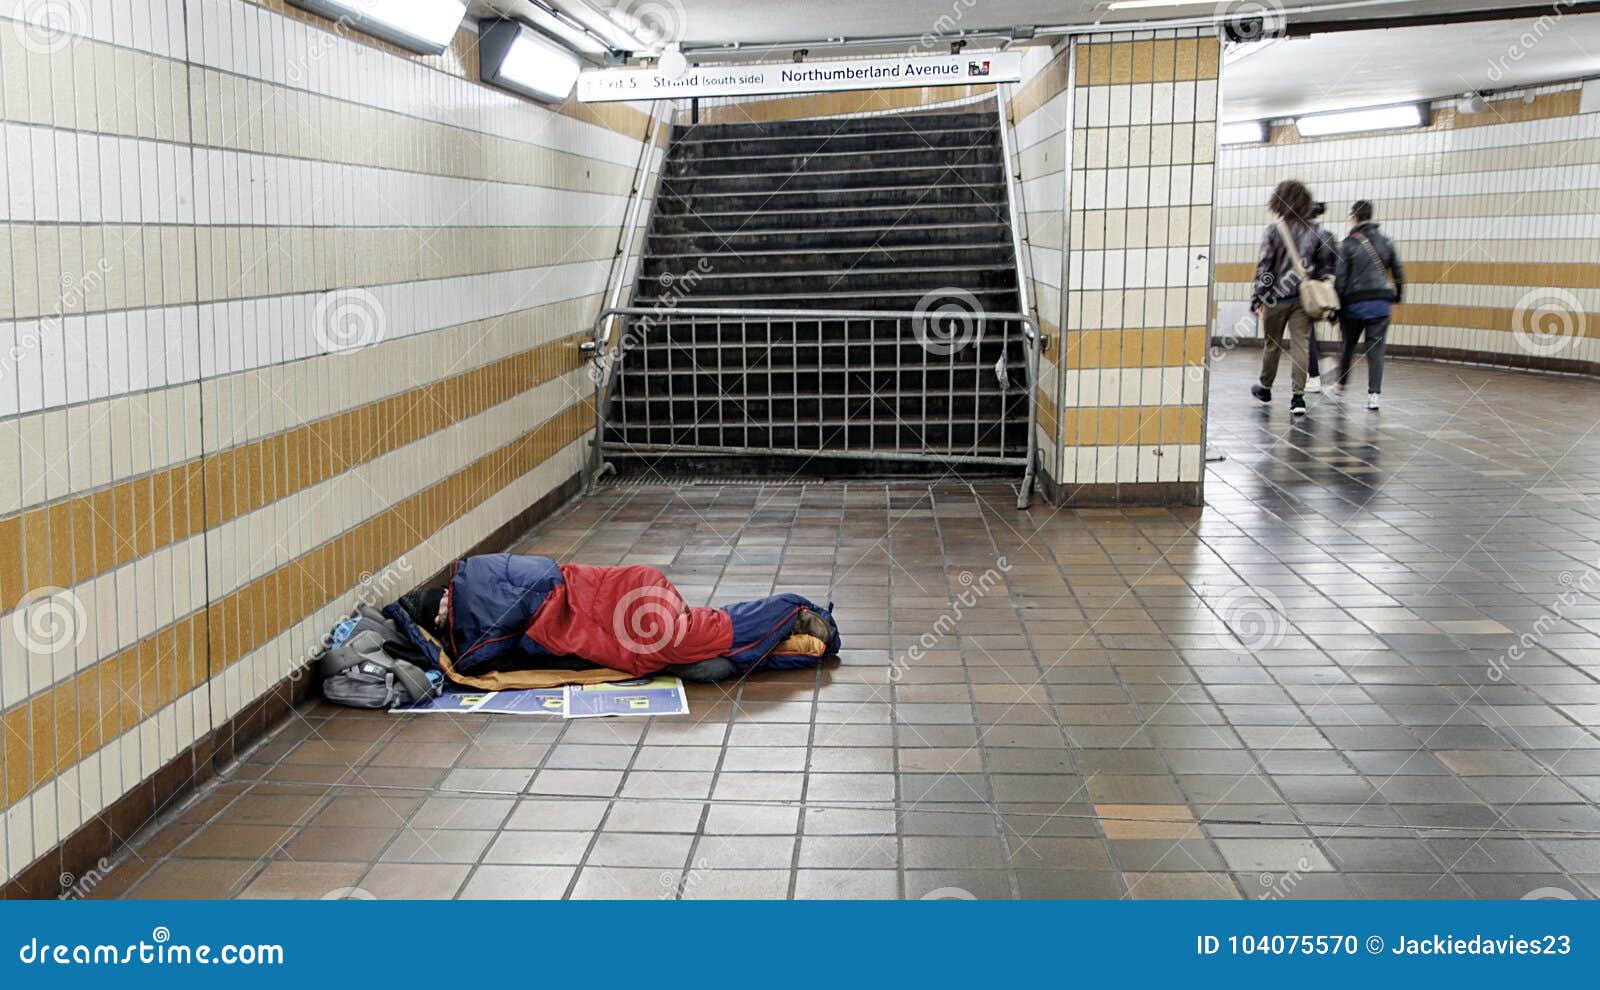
[1367,392,1380,410]
[1305,376,1322,393]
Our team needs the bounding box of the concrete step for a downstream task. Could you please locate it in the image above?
[655,182,1007,217]
[668,125,999,158]
[661,161,1002,195]
[667,143,999,177]
[633,286,1020,311]
[648,221,1012,252]
[652,201,1008,233]
[643,242,1018,275]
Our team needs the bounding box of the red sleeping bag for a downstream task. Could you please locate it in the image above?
[526,564,735,677]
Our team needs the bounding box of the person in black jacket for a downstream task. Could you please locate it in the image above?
[1332,200,1405,410]
[1250,179,1338,416]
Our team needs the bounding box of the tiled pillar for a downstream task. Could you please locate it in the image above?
[1058,32,1216,504]
[1009,31,1217,506]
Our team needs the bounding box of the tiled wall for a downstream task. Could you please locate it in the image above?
[1010,32,1216,502]
[1214,82,1600,374]
[0,0,660,890]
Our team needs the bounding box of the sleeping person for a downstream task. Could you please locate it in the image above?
[385,553,840,688]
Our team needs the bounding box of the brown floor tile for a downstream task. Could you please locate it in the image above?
[457,865,575,900]
[125,859,261,899]
[238,861,368,899]
[360,863,471,899]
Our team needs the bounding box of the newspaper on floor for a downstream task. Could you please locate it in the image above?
[392,676,689,718]
[392,687,565,716]
[563,676,689,719]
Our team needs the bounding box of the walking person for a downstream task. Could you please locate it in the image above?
[1331,199,1404,410]
[1250,180,1338,416]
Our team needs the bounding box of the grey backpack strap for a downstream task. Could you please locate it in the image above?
[317,629,390,680]
[387,659,436,705]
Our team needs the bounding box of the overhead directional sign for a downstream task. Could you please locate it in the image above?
[576,51,1024,103]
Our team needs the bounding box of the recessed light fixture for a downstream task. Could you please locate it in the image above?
[1218,120,1268,144]
[520,1,610,57]
[479,20,582,105]
[1295,103,1428,137]
[286,0,466,56]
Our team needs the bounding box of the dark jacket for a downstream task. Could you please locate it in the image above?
[1335,221,1405,305]
[1251,217,1338,311]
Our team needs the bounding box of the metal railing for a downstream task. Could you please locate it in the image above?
[583,306,1046,508]
[994,82,1034,321]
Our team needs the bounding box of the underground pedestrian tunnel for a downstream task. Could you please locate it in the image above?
[1,0,1599,900]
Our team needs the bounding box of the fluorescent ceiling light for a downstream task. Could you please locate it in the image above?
[1106,0,1211,8]
[286,0,466,55]
[479,20,582,105]
[1296,103,1428,137]
[520,3,610,57]
[562,0,654,52]
[1219,120,1268,144]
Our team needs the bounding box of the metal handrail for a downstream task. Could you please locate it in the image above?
[995,81,1045,509]
[994,83,1034,322]
[596,102,671,347]
[582,306,1045,508]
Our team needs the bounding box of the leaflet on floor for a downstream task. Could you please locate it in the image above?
[392,687,566,716]
[563,676,689,718]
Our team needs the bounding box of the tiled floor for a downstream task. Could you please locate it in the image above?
[99,352,1600,899]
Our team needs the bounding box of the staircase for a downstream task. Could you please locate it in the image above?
[596,104,1037,475]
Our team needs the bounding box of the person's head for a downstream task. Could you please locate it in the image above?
[1268,179,1315,223]
[398,584,450,639]
[1349,199,1374,228]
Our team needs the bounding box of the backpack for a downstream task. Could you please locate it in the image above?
[316,607,443,710]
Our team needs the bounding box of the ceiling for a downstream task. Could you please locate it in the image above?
[474,1,1565,53]
[1223,11,1600,119]
[463,2,1600,120]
